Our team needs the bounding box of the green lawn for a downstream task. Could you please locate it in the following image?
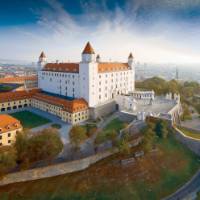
[0,133,199,200]
[178,126,200,140]
[51,123,62,129]
[95,118,126,144]
[103,118,126,133]
[10,111,51,129]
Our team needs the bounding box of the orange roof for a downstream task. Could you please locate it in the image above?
[43,62,130,73]
[98,63,129,73]
[0,114,22,133]
[32,93,88,113]
[128,53,133,59]
[39,51,46,58]
[82,42,95,54]
[43,63,79,73]
[0,89,40,103]
[0,76,37,83]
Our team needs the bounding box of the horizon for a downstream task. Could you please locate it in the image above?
[1,0,200,64]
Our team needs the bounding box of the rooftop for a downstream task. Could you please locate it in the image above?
[32,92,88,113]
[0,89,40,103]
[82,42,95,54]
[43,62,130,73]
[0,114,22,133]
[123,97,177,116]
[0,76,37,83]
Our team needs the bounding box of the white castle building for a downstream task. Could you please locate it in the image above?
[38,42,135,108]
[0,41,181,125]
[37,42,182,123]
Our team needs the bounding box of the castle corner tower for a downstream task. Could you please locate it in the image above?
[81,42,95,62]
[38,51,46,71]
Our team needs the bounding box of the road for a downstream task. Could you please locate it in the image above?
[164,169,200,200]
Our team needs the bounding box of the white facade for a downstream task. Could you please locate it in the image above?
[38,71,80,98]
[38,42,135,107]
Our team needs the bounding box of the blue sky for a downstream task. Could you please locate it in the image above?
[1,0,200,63]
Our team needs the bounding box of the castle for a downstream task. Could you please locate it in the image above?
[0,42,135,124]
[0,42,182,126]
[38,42,135,107]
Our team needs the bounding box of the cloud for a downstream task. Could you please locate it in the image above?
[0,0,200,64]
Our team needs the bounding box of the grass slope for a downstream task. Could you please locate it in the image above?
[0,134,199,200]
[10,111,51,129]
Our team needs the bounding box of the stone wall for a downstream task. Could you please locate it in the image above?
[89,100,117,119]
[118,111,137,123]
[174,127,200,156]
[0,137,141,187]
[0,149,118,186]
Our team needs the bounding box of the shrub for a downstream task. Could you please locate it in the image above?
[15,128,63,167]
[69,126,87,149]
[0,146,17,176]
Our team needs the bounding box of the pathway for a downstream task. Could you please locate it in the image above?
[26,108,72,145]
[164,169,200,200]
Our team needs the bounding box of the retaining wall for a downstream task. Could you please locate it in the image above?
[89,100,117,119]
[174,127,200,156]
[0,149,120,186]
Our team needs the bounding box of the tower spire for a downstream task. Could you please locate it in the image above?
[39,51,46,59]
[128,52,133,59]
[82,42,95,54]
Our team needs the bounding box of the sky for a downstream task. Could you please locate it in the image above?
[0,0,200,64]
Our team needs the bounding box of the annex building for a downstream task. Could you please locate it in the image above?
[0,114,22,146]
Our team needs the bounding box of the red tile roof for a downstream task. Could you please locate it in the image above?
[0,89,40,103]
[32,93,88,113]
[39,51,46,58]
[98,63,129,73]
[0,114,22,133]
[43,62,130,73]
[0,76,37,83]
[43,63,79,73]
[82,42,95,54]
[128,53,133,59]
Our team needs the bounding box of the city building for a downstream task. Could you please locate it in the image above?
[0,114,22,146]
[0,75,38,90]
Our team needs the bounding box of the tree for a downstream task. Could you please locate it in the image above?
[107,130,118,146]
[27,128,63,162]
[69,126,87,149]
[168,79,179,94]
[154,120,168,138]
[142,128,157,152]
[181,103,192,120]
[15,128,63,167]
[0,146,17,176]
[117,139,131,155]
[14,131,28,163]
